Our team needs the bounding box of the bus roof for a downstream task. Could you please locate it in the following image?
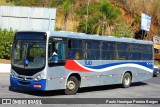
[50,31,153,45]
[17,30,153,45]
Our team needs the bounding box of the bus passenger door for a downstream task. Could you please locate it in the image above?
[47,37,67,89]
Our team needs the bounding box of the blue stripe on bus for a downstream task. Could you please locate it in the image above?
[85,62,153,69]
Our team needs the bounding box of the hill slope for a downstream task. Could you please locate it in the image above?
[0,0,159,40]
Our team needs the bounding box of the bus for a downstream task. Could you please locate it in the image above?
[10,31,154,95]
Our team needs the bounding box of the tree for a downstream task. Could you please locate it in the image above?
[61,0,72,30]
[100,0,121,35]
[76,2,102,34]
[76,0,121,35]
[0,29,15,59]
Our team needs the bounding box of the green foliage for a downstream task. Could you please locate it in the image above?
[77,12,103,34]
[100,0,121,24]
[4,0,137,37]
[75,7,86,16]
[112,22,134,38]
[8,0,52,6]
[0,29,16,59]
[61,0,72,18]
[9,0,21,5]
[9,0,76,7]
[50,0,76,7]
[76,2,101,34]
[132,16,140,26]
[76,0,121,35]
[50,0,64,7]
[61,0,72,30]
[55,27,62,31]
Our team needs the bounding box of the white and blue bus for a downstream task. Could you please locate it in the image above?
[10,31,154,95]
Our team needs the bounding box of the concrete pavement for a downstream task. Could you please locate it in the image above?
[0,63,10,73]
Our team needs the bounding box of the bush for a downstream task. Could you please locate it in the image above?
[0,29,16,59]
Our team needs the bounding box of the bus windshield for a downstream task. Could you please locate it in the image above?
[12,32,46,73]
[12,41,46,69]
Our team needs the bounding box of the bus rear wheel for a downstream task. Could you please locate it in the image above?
[122,72,132,88]
[65,76,79,95]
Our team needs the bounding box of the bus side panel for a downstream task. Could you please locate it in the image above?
[132,71,153,82]
[69,60,116,87]
[44,60,153,90]
[79,72,102,87]
[45,66,67,90]
[72,60,153,88]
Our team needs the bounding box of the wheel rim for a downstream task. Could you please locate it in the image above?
[67,80,75,91]
[124,75,130,85]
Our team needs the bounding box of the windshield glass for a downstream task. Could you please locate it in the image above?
[12,40,46,69]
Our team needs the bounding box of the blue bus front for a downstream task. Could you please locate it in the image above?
[10,32,47,91]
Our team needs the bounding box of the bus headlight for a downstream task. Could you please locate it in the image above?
[34,73,45,81]
[11,70,17,78]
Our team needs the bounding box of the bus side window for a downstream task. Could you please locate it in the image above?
[48,39,54,62]
[68,39,74,59]
[48,39,60,63]
[68,39,83,60]
[141,45,153,60]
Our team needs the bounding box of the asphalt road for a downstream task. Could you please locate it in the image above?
[0,73,160,107]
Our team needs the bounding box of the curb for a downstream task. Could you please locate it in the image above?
[0,63,11,73]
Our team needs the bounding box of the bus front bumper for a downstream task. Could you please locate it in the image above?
[10,76,46,91]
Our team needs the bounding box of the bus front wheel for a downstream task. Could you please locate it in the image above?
[65,76,79,95]
[122,72,132,88]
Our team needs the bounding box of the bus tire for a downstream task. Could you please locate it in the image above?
[65,76,79,95]
[122,72,131,88]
